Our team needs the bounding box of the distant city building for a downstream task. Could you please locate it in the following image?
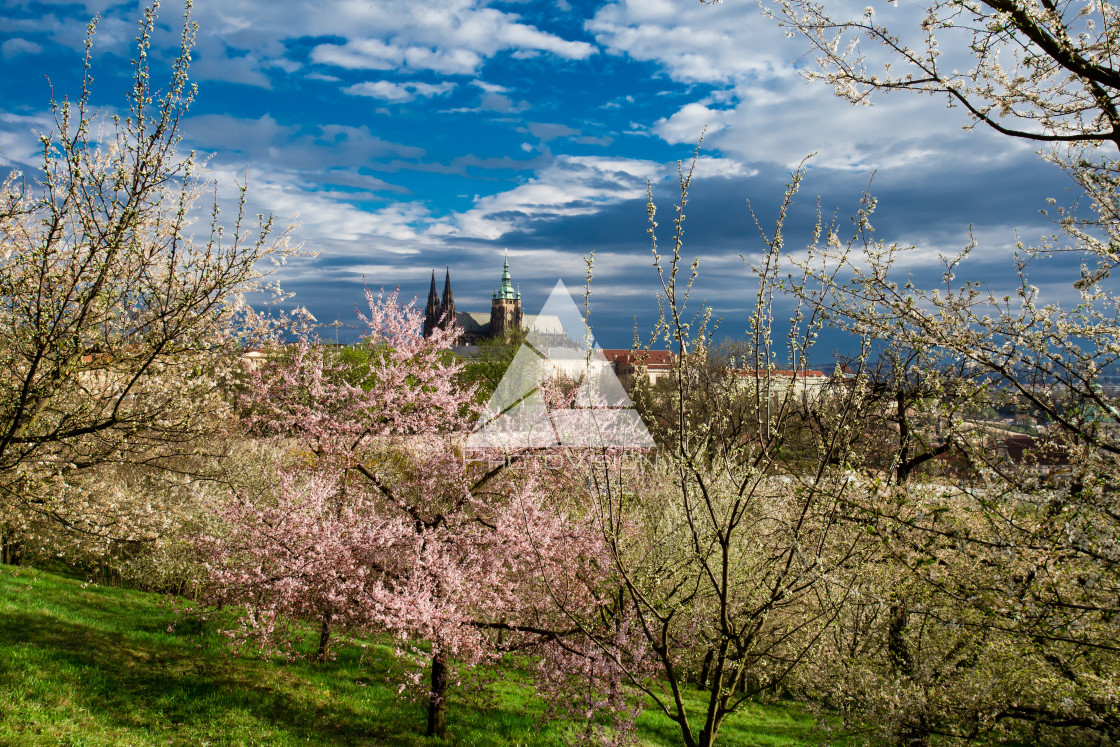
[601,349,674,386]
[424,267,457,338]
[728,368,832,399]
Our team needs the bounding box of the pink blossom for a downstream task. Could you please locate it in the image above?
[195,289,644,740]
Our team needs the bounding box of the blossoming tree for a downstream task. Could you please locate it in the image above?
[199,290,639,740]
[0,3,293,566]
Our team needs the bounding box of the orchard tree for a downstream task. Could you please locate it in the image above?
[456,326,527,402]
[201,290,635,741]
[717,147,1120,741]
[701,0,1120,739]
[550,156,874,747]
[0,2,292,558]
[790,203,1120,743]
[845,345,988,486]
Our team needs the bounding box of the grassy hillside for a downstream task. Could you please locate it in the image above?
[0,565,839,746]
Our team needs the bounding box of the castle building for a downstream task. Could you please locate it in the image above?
[423,252,523,346]
[423,253,678,386]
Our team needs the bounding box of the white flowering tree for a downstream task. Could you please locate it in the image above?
[0,3,292,563]
[763,0,1120,148]
[790,204,1120,743]
[694,0,1120,739]
[759,0,1120,271]
[552,155,877,747]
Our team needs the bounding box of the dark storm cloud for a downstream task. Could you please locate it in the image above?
[435,150,1085,350]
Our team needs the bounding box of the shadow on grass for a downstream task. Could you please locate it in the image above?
[0,608,418,745]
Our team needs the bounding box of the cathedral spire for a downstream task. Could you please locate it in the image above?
[423,269,440,337]
[440,266,457,335]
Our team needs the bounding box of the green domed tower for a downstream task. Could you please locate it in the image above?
[489,250,522,340]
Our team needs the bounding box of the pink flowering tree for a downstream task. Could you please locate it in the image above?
[197,289,643,740]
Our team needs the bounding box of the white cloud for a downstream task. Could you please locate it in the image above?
[308,39,397,70]
[527,122,581,141]
[2,38,42,57]
[589,0,1031,171]
[455,81,527,112]
[304,72,341,82]
[491,19,595,59]
[7,0,600,89]
[0,110,56,168]
[588,0,788,84]
[473,80,508,94]
[719,80,1033,171]
[343,80,457,102]
[690,156,757,179]
[181,115,424,166]
[311,39,482,75]
[653,103,731,144]
[1,11,132,56]
[187,0,597,82]
[201,159,440,261]
[450,155,661,240]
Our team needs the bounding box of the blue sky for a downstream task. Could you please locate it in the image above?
[0,0,1081,354]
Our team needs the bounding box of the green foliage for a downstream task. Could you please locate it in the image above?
[326,343,383,390]
[455,328,526,403]
[321,342,464,394]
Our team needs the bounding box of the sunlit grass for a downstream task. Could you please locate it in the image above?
[0,564,843,746]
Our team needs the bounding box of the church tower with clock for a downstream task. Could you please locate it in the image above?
[489,251,522,341]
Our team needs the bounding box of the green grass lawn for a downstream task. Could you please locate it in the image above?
[0,564,842,746]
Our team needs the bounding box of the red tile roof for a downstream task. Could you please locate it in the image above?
[601,349,674,368]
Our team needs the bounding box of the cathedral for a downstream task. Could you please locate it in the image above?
[423,253,523,346]
[422,253,674,383]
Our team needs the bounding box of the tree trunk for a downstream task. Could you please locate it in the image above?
[316,612,332,662]
[897,720,931,747]
[888,603,930,747]
[698,720,722,747]
[426,650,449,738]
[698,648,714,690]
[1,526,22,566]
[895,390,912,485]
[887,603,913,675]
